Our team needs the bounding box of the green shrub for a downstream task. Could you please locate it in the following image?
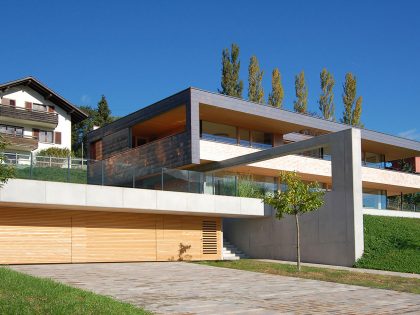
[354,215,420,274]
[37,147,73,158]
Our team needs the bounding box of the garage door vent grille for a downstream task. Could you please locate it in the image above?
[202,220,217,255]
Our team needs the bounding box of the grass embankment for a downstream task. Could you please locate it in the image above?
[0,267,151,314]
[15,167,87,184]
[355,215,420,274]
[197,260,420,294]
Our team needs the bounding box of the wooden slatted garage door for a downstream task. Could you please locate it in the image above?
[0,207,221,264]
[0,208,72,264]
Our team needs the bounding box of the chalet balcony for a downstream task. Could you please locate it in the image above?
[0,104,58,128]
[0,132,38,152]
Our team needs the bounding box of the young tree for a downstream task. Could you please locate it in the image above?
[0,135,15,187]
[293,71,308,113]
[219,43,243,98]
[318,68,335,120]
[96,95,113,126]
[262,171,325,271]
[248,55,264,103]
[268,68,284,108]
[341,72,363,127]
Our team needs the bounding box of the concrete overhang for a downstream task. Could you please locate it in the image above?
[0,179,266,218]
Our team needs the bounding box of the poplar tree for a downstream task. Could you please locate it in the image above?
[268,68,284,108]
[293,71,308,113]
[248,55,264,103]
[352,96,363,127]
[341,73,363,127]
[318,68,335,120]
[219,43,243,98]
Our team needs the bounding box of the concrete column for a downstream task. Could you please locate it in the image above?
[329,128,363,264]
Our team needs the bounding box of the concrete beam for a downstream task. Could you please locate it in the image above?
[0,179,265,218]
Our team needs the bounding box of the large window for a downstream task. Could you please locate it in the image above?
[201,121,237,144]
[363,152,385,169]
[32,103,48,112]
[363,188,387,209]
[0,124,23,137]
[39,130,53,143]
[251,130,272,149]
[200,120,273,149]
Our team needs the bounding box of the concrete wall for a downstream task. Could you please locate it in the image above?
[224,193,361,266]
[222,129,364,267]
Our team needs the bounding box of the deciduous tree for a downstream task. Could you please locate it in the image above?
[248,55,264,103]
[318,68,335,120]
[293,71,308,113]
[262,171,325,271]
[341,73,363,127]
[219,43,243,98]
[268,68,284,108]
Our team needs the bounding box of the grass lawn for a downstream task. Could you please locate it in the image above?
[15,167,87,184]
[196,260,420,294]
[354,215,420,274]
[0,267,151,315]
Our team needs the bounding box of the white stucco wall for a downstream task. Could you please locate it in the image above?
[0,86,72,153]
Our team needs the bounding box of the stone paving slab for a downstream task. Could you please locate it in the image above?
[11,262,420,314]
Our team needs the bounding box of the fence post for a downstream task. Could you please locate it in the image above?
[30,152,33,179]
[67,155,70,182]
[161,168,164,190]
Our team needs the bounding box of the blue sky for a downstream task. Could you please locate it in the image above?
[1,0,419,140]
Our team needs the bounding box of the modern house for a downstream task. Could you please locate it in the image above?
[0,77,87,161]
[0,87,419,266]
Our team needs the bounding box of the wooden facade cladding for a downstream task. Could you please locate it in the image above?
[0,104,58,126]
[88,131,191,186]
[0,207,222,264]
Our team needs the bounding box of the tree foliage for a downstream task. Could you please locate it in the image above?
[262,172,325,270]
[219,43,243,98]
[247,55,264,103]
[318,68,335,120]
[96,95,113,126]
[293,71,308,113]
[268,68,284,108]
[72,95,115,157]
[0,135,15,187]
[341,73,363,127]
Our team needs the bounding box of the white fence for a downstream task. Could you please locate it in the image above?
[3,152,87,169]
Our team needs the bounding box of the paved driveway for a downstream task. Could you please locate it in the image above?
[11,262,420,314]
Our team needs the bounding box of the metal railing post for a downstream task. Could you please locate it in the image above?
[187,170,190,193]
[101,160,104,185]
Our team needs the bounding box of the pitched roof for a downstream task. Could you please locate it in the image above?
[0,76,88,123]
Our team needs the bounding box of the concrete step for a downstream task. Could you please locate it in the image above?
[222,239,248,260]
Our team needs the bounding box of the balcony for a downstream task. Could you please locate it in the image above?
[0,104,58,128]
[1,132,38,151]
